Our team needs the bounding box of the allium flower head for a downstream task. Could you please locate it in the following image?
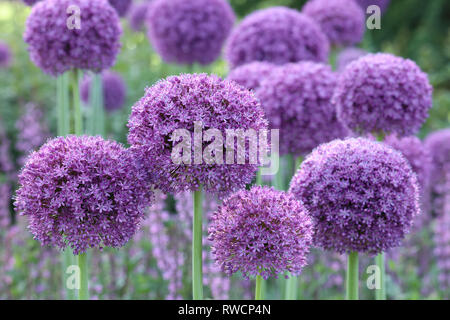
[333,53,433,136]
[289,137,420,254]
[303,0,365,46]
[127,73,268,197]
[208,186,313,280]
[22,0,41,6]
[14,135,153,254]
[256,62,349,156]
[24,0,122,76]
[356,0,390,13]
[146,0,235,65]
[0,41,11,68]
[226,62,275,92]
[80,71,127,112]
[108,0,132,17]
[128,2,149,32]
[225,7,329,69]
[336,47,368,72]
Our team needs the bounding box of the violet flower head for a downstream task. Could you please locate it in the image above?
[302,0,365,47]
[333,53,433,136]
[22,0,41,6]
[256,62,350,156]
[208,186,313,280]
[24,0,122,76]
[0,41,12,68]
[146,0,235,65]
[80,71,127,112]
[127,73,268,197]
[226,7,329,69]
[14,135,153,255]
[226,62,275,92]
[108,0,132,17]
[336,47,368,72]
[356,0,390,13]
[128,2,149,32]
[289,137,420,255]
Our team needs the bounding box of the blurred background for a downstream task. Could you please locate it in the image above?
[0,0,449,300]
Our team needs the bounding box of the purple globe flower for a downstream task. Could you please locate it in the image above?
[289,137,420,254]
[336,47,368,72]
[80,71,127,112]
[14,135,153,255]
[226,7,329,69]
[208,186,313,280]
[226,62,275,92]
[0,41,11,68]
[108,0,132,17]
[255,62,350,156]
[332,53,433,136]
[146,0,235,65]
[127,73,268,197]
[356,0,390,13]
[24,0,122,76]
[302,0,365,47]
[22,0,41,5]
[128,2,149,32]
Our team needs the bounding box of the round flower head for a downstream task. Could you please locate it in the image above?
[333,53,432,136]
[302,0,365,46]
[226,62,275,92]
[24,0,122,76]
[0,41,11,68]
[14,135,153,255]
[22,0,41,5]
[384,134,432,190]
[80,70,127,112]
[208,186,313,280]
[128,2,149,32]
[256,62,350,156]
[356,0,390,13]
[225,7,329,69]
[336,47,368,72]
[108,0,132,17]
[289,137,420,254]
[127,73,268,197]
[146,0,235,65]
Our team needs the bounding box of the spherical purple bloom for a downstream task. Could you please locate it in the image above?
[14,135,153,255]
[256,62,350,156]
[226,62,275,92]
[303,0,365,47]
[80,71,127,112]
[208,186,313,280]
[0,41,12,68]
[128,2,149,32]
[333,53,433,136]
[289,137,420,254]
[127,73,268,197]
[24,0,122,76]
[226,7,329,69]
[108,0,132,17]
[356,0,390,13]
[336,47,368,72]
[146,0,235,65]
[22,0,41,6]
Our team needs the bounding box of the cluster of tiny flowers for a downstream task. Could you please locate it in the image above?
[336,47,368,72]
[425,129,450,217]
[15,103,49,167]
[146,0,235,65]
[0,41,12,68]
[80,71,127,112]
[333,53,433,136]
[209,186,313,280]
[24,0,122,76]
[256,62,350,156]
[127,73,268,197]
[225,7,329,69]
[226,62,275,92]
[14,135,153,255]
[108,0,132,17]
[128,2,150,32]
[289,138,420,254]
[356,0,391,12]
[302,0,365,47]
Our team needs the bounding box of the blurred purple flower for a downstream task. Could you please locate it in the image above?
[108,0,132,17]
[128,2,150,32]
[336,47,368,72]
[0,41,12,68]
[226,62,275,92]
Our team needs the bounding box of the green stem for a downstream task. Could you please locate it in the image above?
[375,252,386,300]
[62,250,76,300]
[255,168,262,185]
[89,73,105,136]
[71,69,82,135]
[255,275,264,300]
[192,187,203,300]
[346,252,359,300]
[285,275,298,300]
[77,252,89,300]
